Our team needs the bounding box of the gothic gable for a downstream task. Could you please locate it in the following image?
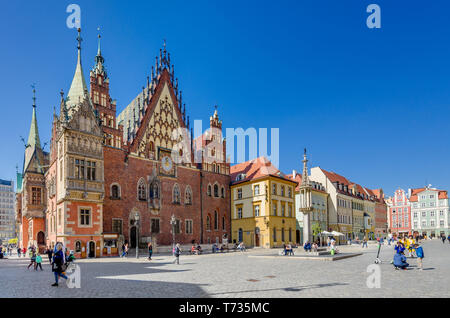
[130,70,186,158]
[66,97,102,137]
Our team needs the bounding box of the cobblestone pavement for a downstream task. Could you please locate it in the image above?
[1,240,449,298]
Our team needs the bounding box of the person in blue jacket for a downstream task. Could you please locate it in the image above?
[414,244,424,270]
[393,252,409,270]
[395,242,405,254]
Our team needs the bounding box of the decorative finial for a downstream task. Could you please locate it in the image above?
[31,83,36,108]
[77,28,82,50]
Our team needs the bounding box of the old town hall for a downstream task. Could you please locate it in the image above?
[16,29,231,257]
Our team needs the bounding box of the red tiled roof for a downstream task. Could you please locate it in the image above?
[286,173,302,191]
[230,157,296,185]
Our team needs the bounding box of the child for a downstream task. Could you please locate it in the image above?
[35,253,43,271]
[414,243,424,270]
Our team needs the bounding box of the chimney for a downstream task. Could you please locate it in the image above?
[292,170,297,179]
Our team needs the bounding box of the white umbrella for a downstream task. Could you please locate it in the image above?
[331,231,346,237]
[320,231,332,236]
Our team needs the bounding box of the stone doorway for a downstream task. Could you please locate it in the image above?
[88,241,95,258]
[130,226,137,248]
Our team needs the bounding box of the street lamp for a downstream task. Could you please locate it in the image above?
[135,212,140,259]
[170,214,176,252]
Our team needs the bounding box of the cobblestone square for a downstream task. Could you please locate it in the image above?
[1,240,449,298]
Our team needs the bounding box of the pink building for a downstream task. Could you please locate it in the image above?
[388,189,412,237]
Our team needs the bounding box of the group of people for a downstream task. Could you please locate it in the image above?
[441,234,450,244]
[392,239,424,270]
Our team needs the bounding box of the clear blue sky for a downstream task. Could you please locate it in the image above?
[1,0,449,196]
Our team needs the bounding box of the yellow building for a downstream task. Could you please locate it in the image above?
[230,157,297,248]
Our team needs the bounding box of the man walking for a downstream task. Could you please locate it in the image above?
[441,235,446,244]
[46,247,53,265]
[172,243,181,265]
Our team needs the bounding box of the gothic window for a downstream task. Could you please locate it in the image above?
[214,184,219,197]
[207,185,212,196]
[150,181,160,199]
[222,216,225,231]
[185,186,192,205]
[221,187,225,198]
[206,215,211,231]
[214,211,218,230]
[173,184,180,204]
[138,178,147,201]
[151,219,160,234]
[111,184,120,199]
[185,220,193,234]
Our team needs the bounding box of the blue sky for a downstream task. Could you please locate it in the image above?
[0,0,449,196]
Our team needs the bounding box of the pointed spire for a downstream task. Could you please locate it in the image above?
[27,85,41,150]
[67,28,89,111]
[301,148,310,186]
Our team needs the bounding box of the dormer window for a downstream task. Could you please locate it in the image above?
[236,173,246,182]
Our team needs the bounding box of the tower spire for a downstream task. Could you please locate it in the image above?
[67,27,89,112]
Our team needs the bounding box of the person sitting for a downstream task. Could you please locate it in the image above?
[303,241,312,252]
[196,245,202,255]
[393,252,409,270]
[312,242,318,252]
[219,244,224,253]
[287,243,294,255]
[283,243,287,255]
[237,242,246,252]
[191,245,198,255]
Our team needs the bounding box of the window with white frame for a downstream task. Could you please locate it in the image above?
[80,209,91,226]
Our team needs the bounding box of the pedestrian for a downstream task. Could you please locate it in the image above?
[414,243,424,270]
[17,247,21,258]
[27,251,36,270]
[147,242,153,260]
[172,243,181,265]
[362,238,368,248]
[448,234,450,244]
[51,243,68,287]
[441,235,446,244]
[46,247,53,264]
[35,253,43,271]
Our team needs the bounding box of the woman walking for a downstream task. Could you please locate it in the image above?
[172,243,181,265]
[27,251,36,270]
[51,243,68,287]
[147,242,153,260]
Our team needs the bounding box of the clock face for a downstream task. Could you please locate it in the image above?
[161,155,173,172]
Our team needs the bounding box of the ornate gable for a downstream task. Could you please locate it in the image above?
[130,70,186,159]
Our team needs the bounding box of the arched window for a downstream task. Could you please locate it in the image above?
[185,186,192,205]
[214,211,218,230]
[217,165,220,174]
[221,187,225,198]
[214,184,219,197]
[222,216,225,231]
[149,180,160,199]
[138,178,146,201]
[111,184,120,199]
[173,184,180,204]
[206,215,211,231]
[75,241,82,253]
[207,185,212,196]
[289,228,292,242]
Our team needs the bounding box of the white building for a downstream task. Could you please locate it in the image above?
[409,186,449,238]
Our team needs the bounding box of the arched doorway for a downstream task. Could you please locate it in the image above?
[37,231,45,254]
[255,227,260,247]
[88,241,95,258]
[130,226,137,248]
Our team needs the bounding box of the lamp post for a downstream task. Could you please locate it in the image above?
[135,212,140,259]
[170,214,176,252]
